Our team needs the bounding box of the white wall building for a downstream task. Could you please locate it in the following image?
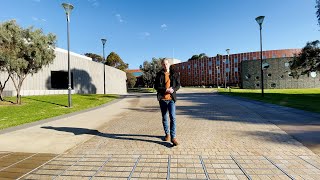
[0,48,127,97]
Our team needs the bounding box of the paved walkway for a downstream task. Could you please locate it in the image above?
[1,88,320,179]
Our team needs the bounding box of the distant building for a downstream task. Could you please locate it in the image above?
[126,69,143,77]
[174,49,305,88]
[166,58,181,65]
[126,69,144,87]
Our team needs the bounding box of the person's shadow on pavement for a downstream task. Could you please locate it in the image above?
[41,126,173,148]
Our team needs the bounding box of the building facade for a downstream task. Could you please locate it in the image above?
[1,48,127,97]
[174,49,301,87]
[241,57,320,89]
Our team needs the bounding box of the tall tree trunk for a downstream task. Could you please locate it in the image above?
[9,73,26,105]
[0,75,10,101]
[16,76,26,105]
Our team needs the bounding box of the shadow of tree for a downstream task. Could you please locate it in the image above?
[41,126,173,148]
[46,68,97,94]
[24,97,68,107]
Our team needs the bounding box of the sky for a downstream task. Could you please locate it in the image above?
[0,0,319,69]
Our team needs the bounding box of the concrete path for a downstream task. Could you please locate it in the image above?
[1,88,320,179]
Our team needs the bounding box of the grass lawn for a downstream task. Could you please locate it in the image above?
[0,94,118,130]
[218,88,320,113]
[128,88,156,93]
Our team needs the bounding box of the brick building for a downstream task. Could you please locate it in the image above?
[173,49,301,87]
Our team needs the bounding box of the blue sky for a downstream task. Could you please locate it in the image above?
[1,0,319,69]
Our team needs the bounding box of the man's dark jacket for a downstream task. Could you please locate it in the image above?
[154,67,181,102]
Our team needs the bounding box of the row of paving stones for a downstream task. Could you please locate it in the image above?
[1,152,320,179]
[1,91,320,179]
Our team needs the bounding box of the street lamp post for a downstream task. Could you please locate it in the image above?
[101,38,107,94]
[226,49,230,88]
[256,16,265,97]
[62,3,74,108]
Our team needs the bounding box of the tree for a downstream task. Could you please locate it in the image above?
[0,20,56,104]
[106,52,128,71]
[140,58,162,88]
[316,0,320,25]
[188,53,208,61]
[84,53,104,63]
[290,40,320,79]
[126,71,137,88]
[0,60,10,101]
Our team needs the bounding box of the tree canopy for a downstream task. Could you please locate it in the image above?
[140,58,162,88]
[0,20,56,104]
[316,0,320,26]
[106,52,128,71]
[84,53,104,63]
[188,53,208,61]
[290,40,320,78]
[126,71,137,88]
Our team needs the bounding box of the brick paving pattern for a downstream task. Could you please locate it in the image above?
[1,91,320,179]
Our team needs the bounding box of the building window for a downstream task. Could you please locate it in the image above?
[253,57,257,60]
[282,54,287,57]
[194,64,197,68]
[234,67,238,72]
[243,57,247,60]
[226,67,230,72]
[201,63,204,67]
[272,54,276,58]
[182,66,185,69]
[225,59,229,64]
[263,56,266,59]
[209,70,212,74]
[188,65,191,69]
[216,60,220,65]
[217,69,220,73]
[208,61,212,66]
[234,58,238,63]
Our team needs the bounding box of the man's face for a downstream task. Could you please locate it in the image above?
[162,60,170,71]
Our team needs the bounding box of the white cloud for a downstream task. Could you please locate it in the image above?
[32,17,46,22]
[88,0,99,7]
[161,24,167,30]
[139,32,151,39]
[115,14,124,23]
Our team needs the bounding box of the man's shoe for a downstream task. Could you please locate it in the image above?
[171,138,179,146]
[164,134,170,141]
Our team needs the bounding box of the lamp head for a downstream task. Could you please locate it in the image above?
[255,16,265,25]
[62,3,74,15]
[101,38,107,45]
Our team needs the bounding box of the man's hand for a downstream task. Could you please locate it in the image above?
[166,87,174,94]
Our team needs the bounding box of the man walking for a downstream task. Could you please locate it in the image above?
[154,58,181,146]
